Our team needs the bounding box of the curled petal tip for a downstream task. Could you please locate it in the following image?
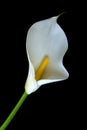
[56,12,67,21]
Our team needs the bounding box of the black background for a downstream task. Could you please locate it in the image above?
[0,0,85,129]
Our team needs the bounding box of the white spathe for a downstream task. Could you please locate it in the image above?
[25,16,69,94]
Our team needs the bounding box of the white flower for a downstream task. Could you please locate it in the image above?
[25,15,69,94]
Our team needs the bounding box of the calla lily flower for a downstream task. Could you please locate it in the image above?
[25,15,69,94]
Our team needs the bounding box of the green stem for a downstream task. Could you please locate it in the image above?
[0,91,28,130]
